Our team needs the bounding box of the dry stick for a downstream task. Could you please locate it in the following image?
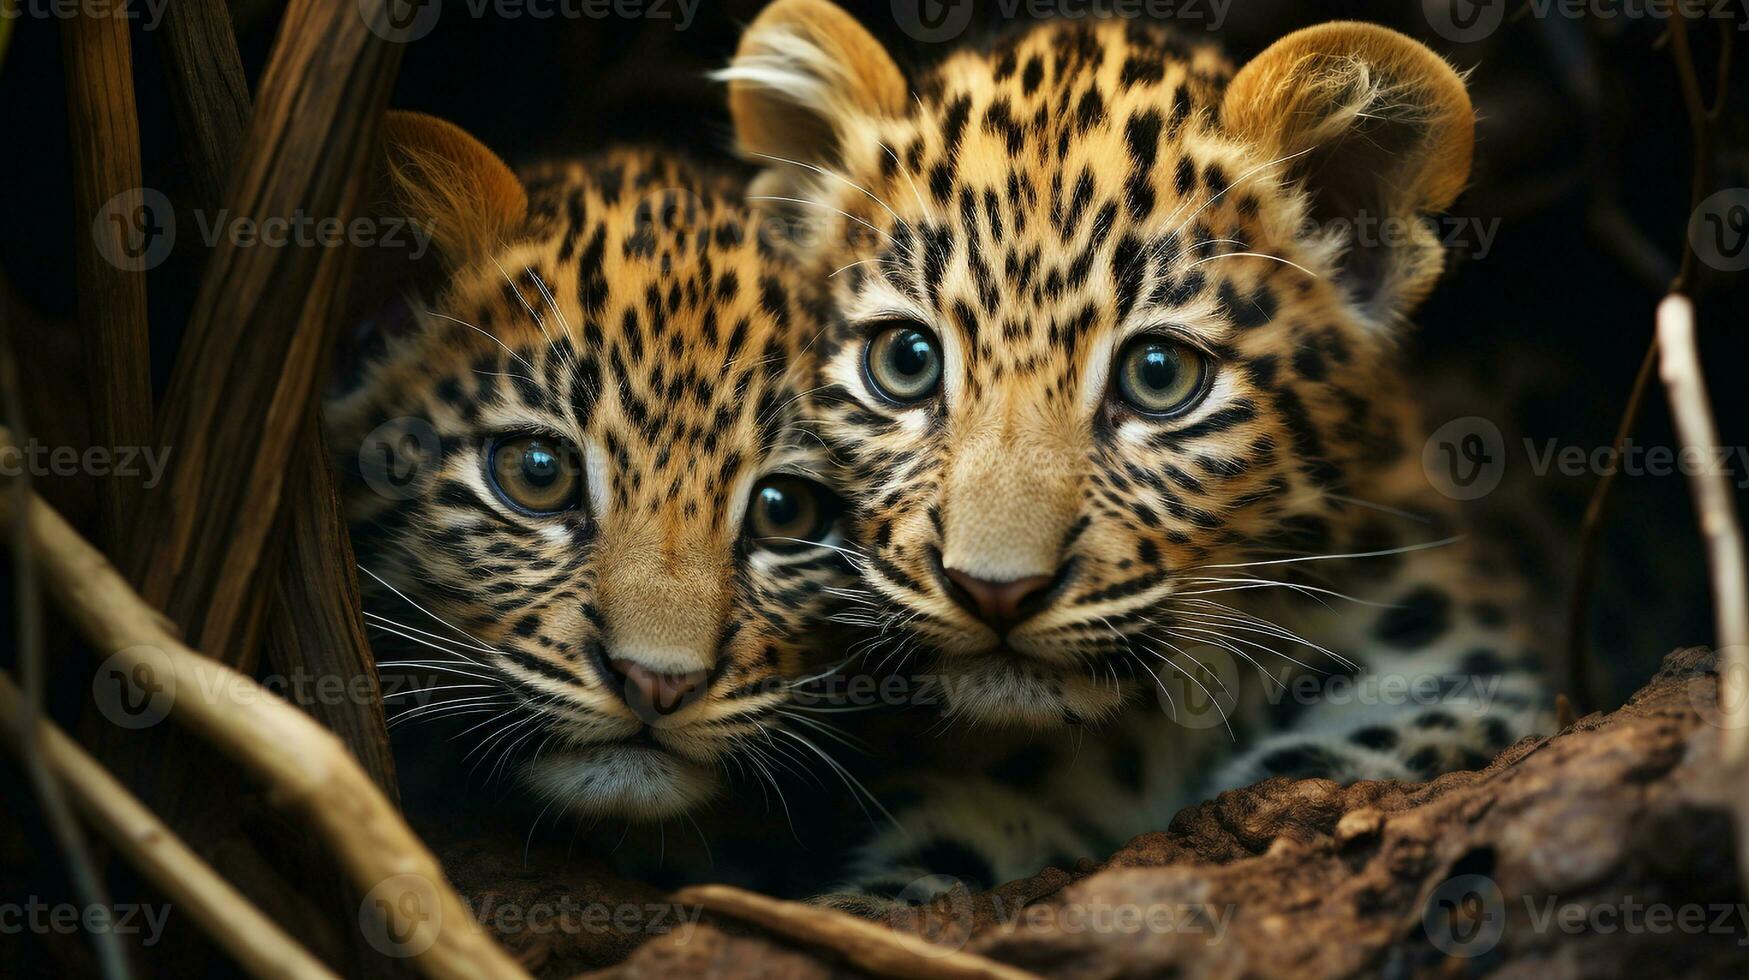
[153,0,250,208]
[60,3,153,548]
[1655,295,1749,896]
[124,0,404,666]
[0,479,530,980]
[152,0,398,801]
[1657,298,1749,712]
[674,885,1042,980]
[1563,14,1734,709]
[105,1,407,915]
[1,343,129,980]
[0,675,338,980]
[265,420,398,799]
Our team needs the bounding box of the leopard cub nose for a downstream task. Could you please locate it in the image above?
[607,658,708,716]
[943,567,1061,633]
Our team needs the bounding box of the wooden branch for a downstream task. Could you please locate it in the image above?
[60,4,153,548]
[1657,294,1749,735]
[672,885,1041,980]
[2,320,130,979]
[154,0,251,209]
[0,674,337,980]
[124,0,404,666]
[264,420,398,800]
[0,480,528,980]
[1563,9,1734,705]
[152,0,399,804]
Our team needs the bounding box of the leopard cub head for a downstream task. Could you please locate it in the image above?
[327,113,851,817]
[724,3,1475,727]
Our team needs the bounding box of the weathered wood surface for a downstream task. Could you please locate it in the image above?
[573,648,1747,980]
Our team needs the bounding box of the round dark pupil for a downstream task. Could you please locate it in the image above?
[521,444,560,487]
[889,331,934,378]
[760,486,799,528]
[1137,345,1179,391]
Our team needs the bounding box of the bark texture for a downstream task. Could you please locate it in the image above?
[553,647,1748,979]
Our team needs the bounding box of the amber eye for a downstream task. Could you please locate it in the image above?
[864,322,943,404]
[1114,336,1212,417]
[488,434,582,514]
[747,476,841,544]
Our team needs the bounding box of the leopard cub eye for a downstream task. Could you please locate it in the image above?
[864,321,943,404]
[1113,335,1213,418]
[747,476,841,544]
[488,434,582,515]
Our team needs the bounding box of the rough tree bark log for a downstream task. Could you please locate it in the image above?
[122,0,402,666]
[60,4,153,548]
[578,648,1748,980]
[153,0,251,209]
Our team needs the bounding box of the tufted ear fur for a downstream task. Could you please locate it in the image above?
[717,0,907,200]
[1223,22,1473,323]
[379,111,528,269]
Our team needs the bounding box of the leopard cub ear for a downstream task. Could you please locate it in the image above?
[378,111,528,269]
[718,0,907,198]
[1223,22,1474,324]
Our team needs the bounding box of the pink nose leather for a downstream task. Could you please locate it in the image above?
[944,568,1057,632]
[609,659,706,715]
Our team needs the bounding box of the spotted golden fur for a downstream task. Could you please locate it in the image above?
[327,114,854,822]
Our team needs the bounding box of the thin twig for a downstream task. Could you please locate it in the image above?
[0,674,337,980]
[674,884,1041,980]
[60,1,154,547]
[1657,295,1749,734]
[1655,294,1749,898]
[1,327,130,978]
[0,468,528,980]
[1563,11,1734,708]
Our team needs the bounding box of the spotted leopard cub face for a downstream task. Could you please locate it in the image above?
[724,4,1476,726]
[327,113,849,819]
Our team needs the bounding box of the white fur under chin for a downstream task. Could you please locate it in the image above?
[524,746,719,821]
[941,653,1127,729]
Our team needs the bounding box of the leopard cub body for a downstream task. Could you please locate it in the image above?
[724,3,1552,892]
[327,114,853,829]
